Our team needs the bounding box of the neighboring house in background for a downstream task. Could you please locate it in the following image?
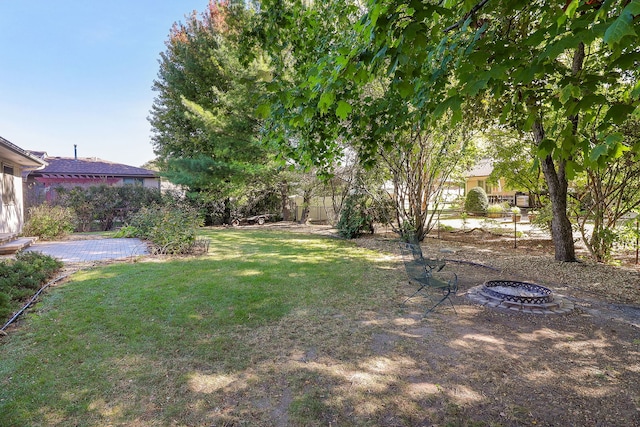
[24,152,160,207]
[0,136,46,235]
[465,159,530,207]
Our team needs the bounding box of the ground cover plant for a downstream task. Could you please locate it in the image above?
[0,228,638,426]
[0,251,63,320]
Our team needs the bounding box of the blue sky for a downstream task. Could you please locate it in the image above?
[0,0,209,167]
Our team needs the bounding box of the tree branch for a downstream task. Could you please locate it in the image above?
[444,0,490,33]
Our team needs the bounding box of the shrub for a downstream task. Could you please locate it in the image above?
[487,203,506,215]
[530,203,553,232]
[369,196,395,229]
[0,252,63,320]
[113,225,139,238]
[56,185,163,231]
[9,251,64,293]
[22,205,76,240]
[618,212,640,251]
[336,195,373,239]
[0,292,10,321]
[439,224,455,232]
[117,185,164,220]
[128,204,203,255]
[55,186,94,231]
[464,187,489,216]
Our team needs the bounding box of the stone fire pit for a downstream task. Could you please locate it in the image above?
[467,280,574,314]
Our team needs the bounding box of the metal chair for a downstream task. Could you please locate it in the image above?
[398,242,458,316]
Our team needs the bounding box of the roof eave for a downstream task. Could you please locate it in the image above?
[0,137,47,168]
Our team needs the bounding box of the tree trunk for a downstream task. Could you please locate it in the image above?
[533,119,577,262]
[526,43,584,262]
[280,180,290,221]
[223,197,232,225]
[299,190,311,224]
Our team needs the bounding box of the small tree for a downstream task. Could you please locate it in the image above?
[572,149,640,262]
[488,129,545,207]
[336,194,372,239]
[379,120,476,243]
[465,187,489,216]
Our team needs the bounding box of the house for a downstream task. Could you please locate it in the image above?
[24,152,160,207]
[0,136,47,235]
[465,159,529,207]
[0,136,47,254]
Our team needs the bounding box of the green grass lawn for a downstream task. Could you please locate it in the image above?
[0,229,398,426]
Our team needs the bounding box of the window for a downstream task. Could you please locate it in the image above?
[123,178,144,186]
[2,165,15,204]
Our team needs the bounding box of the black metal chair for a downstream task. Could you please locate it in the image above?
[398,242,458,316]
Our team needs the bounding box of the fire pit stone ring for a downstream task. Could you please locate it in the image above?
[467,279,574,314]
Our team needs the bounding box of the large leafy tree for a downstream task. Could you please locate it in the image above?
[253,0,366,171]
[149,0,272,222]
[256,1,480,242]
[258,0,640,261]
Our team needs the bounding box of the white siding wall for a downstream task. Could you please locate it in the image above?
[0,168,24,233]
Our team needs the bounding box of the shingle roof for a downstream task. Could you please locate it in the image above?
[29,156,157,178]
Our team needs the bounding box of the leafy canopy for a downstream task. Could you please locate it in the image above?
[259,0,639,169]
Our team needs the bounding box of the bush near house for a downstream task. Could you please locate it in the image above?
[123,203,204,255]
[56,185,163,231]
[0,251,63,320]
[22,205,76,240]
[464,186,489,216]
